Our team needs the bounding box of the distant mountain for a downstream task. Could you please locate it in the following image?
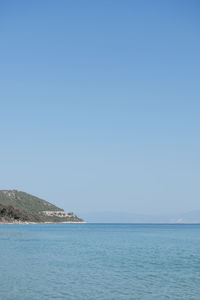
[80,211,175,223]
[81,211,200,223]
[177,210,200,223]
[0,190,84,223]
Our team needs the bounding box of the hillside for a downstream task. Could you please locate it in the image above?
[0,190,84,223]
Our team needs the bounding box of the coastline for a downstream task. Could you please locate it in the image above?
[0,221,86,225]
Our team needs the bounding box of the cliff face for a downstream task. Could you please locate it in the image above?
[0,190,84,223]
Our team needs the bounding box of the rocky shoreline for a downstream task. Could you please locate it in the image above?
[0,220,86,225]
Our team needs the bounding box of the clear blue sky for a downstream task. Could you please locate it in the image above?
[0,0,200,216]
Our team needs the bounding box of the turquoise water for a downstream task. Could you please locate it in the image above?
[0,224,200,300]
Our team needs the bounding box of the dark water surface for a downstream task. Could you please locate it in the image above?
[0,223,200,300]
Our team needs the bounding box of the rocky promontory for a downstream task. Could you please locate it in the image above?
[0,190,84,224]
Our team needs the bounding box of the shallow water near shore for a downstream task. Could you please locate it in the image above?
[1,223,200,300]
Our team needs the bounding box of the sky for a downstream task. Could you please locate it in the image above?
[0,0,200,217]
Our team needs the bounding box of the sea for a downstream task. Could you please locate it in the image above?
[0,223,200,300]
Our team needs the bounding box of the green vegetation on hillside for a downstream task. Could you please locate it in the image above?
[0,190,62,212]
[0,190,84,223]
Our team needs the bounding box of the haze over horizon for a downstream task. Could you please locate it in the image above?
[1,1,200,218]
